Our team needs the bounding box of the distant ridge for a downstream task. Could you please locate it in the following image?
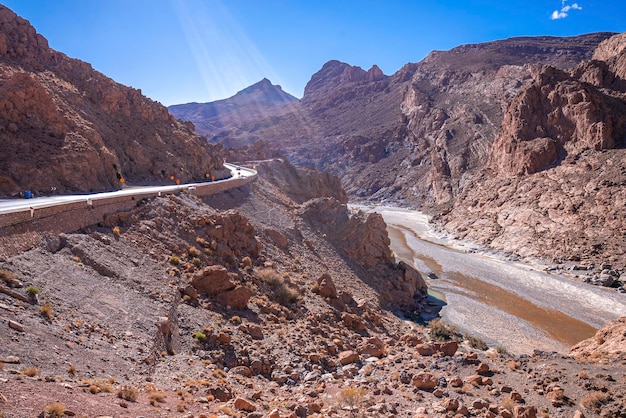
[168,79,298,139]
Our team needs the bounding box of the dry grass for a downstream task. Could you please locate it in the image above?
[258,268,301,307]
[22,367,39,377]
[44,402,66,418]
[500,397,515,413]
[67,364,77,375]
[188,246,201,257]
[466,335,488,350]
[339,387,367,416]
[148,391,167,405]
[580,392,609,412]
[508,360,520,370]
[112,226,121,236]
[117,385,139,402]
[40,303,53,320]
[94,379,115,392]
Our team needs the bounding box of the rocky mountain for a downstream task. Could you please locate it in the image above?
[172,32,626,267]
[439,33,626,266]
[168,78,298,144]
[0,5,225,196]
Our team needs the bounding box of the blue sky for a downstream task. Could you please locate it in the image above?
[2,0,624,106]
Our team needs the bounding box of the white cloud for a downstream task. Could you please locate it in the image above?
[551,2,583,20]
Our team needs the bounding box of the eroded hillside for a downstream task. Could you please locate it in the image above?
[0,5,225,196]
[440,33,626,266]
[0,161,624,417]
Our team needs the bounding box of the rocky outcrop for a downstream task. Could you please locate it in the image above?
[255,159,348,204]
[300,198,393,268]
[570,316,626,362]
[300,198,427,313]
[490,64,626,175]
[439,32,626,266]
[0,5,225,196]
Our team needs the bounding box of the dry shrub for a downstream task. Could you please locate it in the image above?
[188,246,201,257]
[428,318,460,342]
[23,367,39,377]
[577,370,589,379]
[44,402,65,418]
[177,401,186,412]
[112,226,121,236]
[67,364,76,375]
[466,335,488,350]
[117,385,139,402]
[580,392,609,412]
[148,391,167,405]
[258,268,301,307]
[40,303,53,320]
[89,385,100,394]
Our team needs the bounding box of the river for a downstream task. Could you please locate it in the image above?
[359,206,626,354]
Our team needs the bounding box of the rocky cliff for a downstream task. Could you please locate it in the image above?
[0,5,225,196]
[439,33,626,266]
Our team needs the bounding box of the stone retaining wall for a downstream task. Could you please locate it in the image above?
[0,174,256,258]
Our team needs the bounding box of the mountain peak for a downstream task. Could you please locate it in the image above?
[234,78,298,104]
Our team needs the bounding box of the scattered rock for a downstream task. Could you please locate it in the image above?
[412,372,438,390]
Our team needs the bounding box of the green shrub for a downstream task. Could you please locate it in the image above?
[193,331,207,343]
[168,256,180,265]
[26,285,40,295]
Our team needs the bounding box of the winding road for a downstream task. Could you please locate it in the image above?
[361,205,626,354]
[0,163,257,215]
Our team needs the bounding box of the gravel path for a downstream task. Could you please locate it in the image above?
[359,205,626,354]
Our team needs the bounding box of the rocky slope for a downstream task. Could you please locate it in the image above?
[439,33,626,266]
[0,5,225,196]
[1,161,624,417]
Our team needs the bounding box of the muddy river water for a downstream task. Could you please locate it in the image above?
[359,206,626,354]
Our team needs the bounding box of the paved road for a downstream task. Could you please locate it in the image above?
[359,205,626,354]
[0,163,256,215]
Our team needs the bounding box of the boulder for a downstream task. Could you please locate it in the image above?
[316,273,337,299]
[217,286,252,310]
[191,265,235,295]
[337,350,360,365]
[357,337,386,358]
[265,228,288,249]
[233,397,256,412]
[412,372,438,390]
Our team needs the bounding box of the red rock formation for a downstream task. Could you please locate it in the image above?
[490,65,626,175]
[0,5,225,195]
[440,33,626,265]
